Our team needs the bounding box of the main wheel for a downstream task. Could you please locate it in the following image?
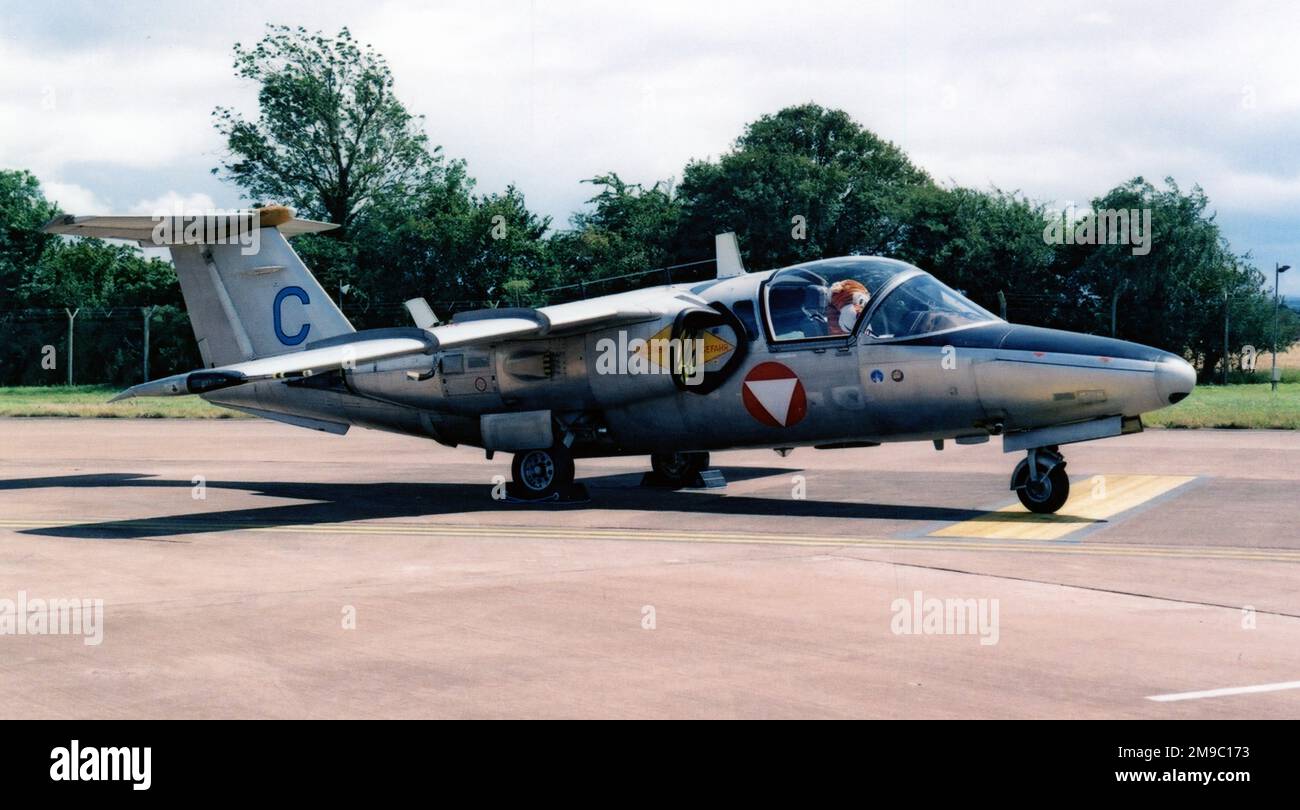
[511,445,575,499]
[650,451,710,486]
[1014,462,1070,514]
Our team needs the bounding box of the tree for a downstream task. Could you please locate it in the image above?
[332,172,551,317]
[1059,177,1291,377]
[20,238,176,310]
[549,173,685,292]
[0,169,58,304]
[676,103,932,269]
[213,25,440,233]
[895,184,1061,321]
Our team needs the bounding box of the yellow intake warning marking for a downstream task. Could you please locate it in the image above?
[635,324,735,367]
[929,474,1195,541]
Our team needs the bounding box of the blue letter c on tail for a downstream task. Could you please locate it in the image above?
[274,286,311,346]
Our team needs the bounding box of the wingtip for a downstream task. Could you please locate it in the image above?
[41,213,78,234]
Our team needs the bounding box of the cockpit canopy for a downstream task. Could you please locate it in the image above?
[762,257,998,342]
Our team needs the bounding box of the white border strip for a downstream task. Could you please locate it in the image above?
[1147,680,1300,702]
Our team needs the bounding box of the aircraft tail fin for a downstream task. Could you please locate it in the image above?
[44,206,354,367]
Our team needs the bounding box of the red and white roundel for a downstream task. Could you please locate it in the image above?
[742,362,808,428]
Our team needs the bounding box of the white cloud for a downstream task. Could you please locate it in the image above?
[4,0,1300,292]
[0,41,234,178]
[39,181,110,215]
[128,191,220,215]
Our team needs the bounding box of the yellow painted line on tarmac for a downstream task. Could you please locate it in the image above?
[3,512,1300,563]
[929,474,1195,541]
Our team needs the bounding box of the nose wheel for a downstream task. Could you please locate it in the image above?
[1011,447,1070,514]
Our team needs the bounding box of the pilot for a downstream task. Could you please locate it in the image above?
[827,279,870,335]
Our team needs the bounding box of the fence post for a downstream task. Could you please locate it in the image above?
[142,306,158,382]
[1223,289,1230,385]
[64,307,79,386]
[1110,281,1127,338]
[997,290,1007,321]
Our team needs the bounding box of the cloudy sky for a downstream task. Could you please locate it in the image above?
[3,0,1298,294]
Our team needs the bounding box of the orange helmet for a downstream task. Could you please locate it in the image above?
[827,280,870,334]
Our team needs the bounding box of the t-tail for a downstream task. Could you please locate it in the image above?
[44,205,354,369]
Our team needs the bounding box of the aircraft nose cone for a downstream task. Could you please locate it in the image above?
[1155,355,1196,405]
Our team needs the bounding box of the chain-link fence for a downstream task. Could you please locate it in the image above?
[0,306,200,387]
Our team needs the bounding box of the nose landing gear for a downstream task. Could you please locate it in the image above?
[1010,446,1070,514]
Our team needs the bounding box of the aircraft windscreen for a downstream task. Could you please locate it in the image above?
[764,257,907,341]
[863,274,998,341]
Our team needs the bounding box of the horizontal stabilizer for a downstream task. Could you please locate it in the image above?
[42,205,337,244]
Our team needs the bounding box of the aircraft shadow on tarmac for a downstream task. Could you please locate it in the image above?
[5,469,1091,541]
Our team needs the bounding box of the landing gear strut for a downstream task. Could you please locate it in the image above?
[510,444,576,500]
[641,451,711,489]
[1010,446,1070,514]
[650,451,710,485]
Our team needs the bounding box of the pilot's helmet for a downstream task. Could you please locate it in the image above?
[828,279,870,333]
[829,279,869,309]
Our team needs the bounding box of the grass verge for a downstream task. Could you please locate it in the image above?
[1142,382,1299,429]
[0,385,245,418]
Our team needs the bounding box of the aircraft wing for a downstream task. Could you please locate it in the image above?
[110,334,437,401]
[110,298,665,400]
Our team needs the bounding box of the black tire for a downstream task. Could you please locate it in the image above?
[650,451,709,485]
[511,445,576,499]
[1015,462,1070,514]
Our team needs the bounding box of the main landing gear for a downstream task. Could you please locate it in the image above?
[509,444,577,500]
[648,451,710,487]
[1010,446,1070,514]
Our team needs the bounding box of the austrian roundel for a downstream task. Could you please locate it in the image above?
[741,362,808,428]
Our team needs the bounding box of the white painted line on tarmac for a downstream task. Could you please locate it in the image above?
[1147,680,1300,702]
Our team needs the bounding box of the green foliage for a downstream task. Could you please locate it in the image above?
[676,103,932,269]
[0,169,58,302]
[3,22,1295,396]
[212,25,439,231]
[0,175,200,386]
[895,184,1061,318]
[340,172,552,319]
[548,173,685,288]
[1047,178,1294,379]
[0,385,241,418]
[1141,382,1300,429]
[20,237,180,309]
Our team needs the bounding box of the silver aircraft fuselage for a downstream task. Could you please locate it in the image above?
[208,257,1197,459]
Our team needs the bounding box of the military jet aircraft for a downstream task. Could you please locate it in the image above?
[45,207,1195,513]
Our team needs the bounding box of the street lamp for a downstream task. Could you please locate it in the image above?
[1273,263,1290,392]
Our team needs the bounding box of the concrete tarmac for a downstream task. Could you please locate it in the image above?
[1,418,1298,718]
